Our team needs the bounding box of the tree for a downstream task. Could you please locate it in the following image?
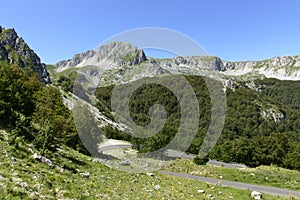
[193,155,209,165]
[284,142,300,170]
[0,61,41,127]
[32,86,78,151]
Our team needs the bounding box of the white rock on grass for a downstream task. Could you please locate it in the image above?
[80,172,90,178]
[33,153,54,168]
[197,189,205,193]
[154,185,160,190]
[251,191,263,200]
[146,172,154,177]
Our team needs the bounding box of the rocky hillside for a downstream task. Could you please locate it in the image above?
[0,26,50,83]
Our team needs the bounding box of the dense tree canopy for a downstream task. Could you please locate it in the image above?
[96,75,300,170]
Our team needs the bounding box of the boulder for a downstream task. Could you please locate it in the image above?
[251,191,263,200]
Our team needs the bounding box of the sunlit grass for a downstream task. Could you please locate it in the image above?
[165,158,300,191]
[0,131,295,199]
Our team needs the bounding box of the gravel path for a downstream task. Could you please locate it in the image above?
[98,144,132,152]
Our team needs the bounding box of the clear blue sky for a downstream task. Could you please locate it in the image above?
[1,0,300,64]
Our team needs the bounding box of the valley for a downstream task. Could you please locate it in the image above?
[0,26,299,199]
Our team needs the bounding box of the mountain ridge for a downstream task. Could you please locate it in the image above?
[55,42,300,83]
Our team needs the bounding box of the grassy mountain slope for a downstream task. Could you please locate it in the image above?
[2,129,293,200]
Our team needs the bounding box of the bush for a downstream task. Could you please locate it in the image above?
[193,155,209,165]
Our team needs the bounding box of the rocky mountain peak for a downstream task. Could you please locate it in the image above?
[55,41,146,72]
[97,41,138,60]
[0,26,50,83]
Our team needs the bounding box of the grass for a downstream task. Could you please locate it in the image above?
[165,158,300,191]
[0,130,296,199]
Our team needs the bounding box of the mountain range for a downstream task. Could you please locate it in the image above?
[1,26,299,171]
[49,39,300,171]
[54,41,300,89]
[1,26,300,199]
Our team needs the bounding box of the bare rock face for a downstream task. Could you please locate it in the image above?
[0,26,51,84]
[55,41,147,72]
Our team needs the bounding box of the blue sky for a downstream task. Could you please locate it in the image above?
[1,0,300,64]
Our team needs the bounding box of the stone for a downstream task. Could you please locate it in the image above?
[11,157,16,163]
[20,182,28,188]
[80,172,90,178]
[33,153,41,159]
[33,153,54,168]
[146,172,154,177]
[28,148,34,154]
[251,191,263,200]
[197,189,205,193]
[119,160,130,166]
[40,156,54,168]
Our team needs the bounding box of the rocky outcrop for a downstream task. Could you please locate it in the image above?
[261,108,285,122]
[0,26,51,84]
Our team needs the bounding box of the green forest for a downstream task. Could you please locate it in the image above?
[96,75,300,170]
